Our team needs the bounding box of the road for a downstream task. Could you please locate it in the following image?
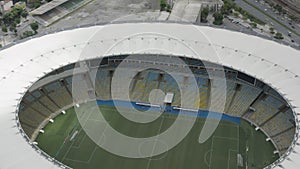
[235,0,300,46]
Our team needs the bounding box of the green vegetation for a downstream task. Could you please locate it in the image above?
[269,27,275,34]
[0,5,27,33]
[21,11,28,19]
[213,12,224,25]
[250,22,257,28]
[160,0,167,11]
[20,30,36,39]
[273,4,286,15]
[160,0,171,12]
[221,0,235,15]
[264,0,287,15]
[36,104,279,169]
[288,14,299,22]
[201,7,209,23]
[18,22,39,39]
[233,12,239,17]
[1,25,7,33]
[30,22,39,33]
[274,32,284,39]
[221,0,265,25]
[264,0,299,21]
[32,0,42,9]
[166,4,171,13]
[241,0,300,37]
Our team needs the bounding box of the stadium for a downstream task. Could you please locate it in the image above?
[0,22,300,169]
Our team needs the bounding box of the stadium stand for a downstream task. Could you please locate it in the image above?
[261,112,295,138]
[95,69,111,100]
[247,95,283,125]
[227,83,262,117]
[20,110,39,136]
[48,87,72,108]
[18,56,296,156]
[273,127,295,154]
[39,95,60,112]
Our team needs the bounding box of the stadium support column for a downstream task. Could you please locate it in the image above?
[108,70,114,99]
[206,78,211,109]
[157,72,165,90]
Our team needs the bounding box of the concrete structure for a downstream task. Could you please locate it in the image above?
[168,0,223,22]
[169,0,202,22]
[0,0,13,13]
[0,22,300,169]
[30,0,69,15]
[30,0,92,26]
[200,0,223,12]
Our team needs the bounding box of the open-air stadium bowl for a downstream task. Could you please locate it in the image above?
[0,22,300,169]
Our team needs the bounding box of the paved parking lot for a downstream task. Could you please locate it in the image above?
[40,0,159,33]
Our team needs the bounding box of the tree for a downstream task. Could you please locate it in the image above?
[13,28,18,35]
[15,18,21,25]
[2,25,7,32]
[274,32,284,39]
[233,12,239,17]
[274,4,283,14]
[9,23,16,32]
[21,30,35,39]
[34,1,41,9]
[269,27,275,34]
[200,7,209,23]
[21,11,28,18]
[166,4,171,12]
[213,12,224,25]
[250,22,257,28]
[160,0,167,11]
[30,22,39,33]
[2,6,27,27]
[289,14,299,21]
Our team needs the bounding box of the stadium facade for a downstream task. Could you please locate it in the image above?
[0,22,300,169]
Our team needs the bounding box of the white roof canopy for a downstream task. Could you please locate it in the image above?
[0,22,299,169]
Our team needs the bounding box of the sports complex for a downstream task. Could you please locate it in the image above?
[0,22,300,169]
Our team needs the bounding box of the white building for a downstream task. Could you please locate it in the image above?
[0,0,13,13]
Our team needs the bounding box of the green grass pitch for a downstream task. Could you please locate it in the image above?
[36,104,279,169]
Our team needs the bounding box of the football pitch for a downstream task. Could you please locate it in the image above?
[36,103,279,169]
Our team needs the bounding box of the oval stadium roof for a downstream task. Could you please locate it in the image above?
[0,22,299,169]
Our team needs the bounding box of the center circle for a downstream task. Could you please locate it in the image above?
[149,89,165,106]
